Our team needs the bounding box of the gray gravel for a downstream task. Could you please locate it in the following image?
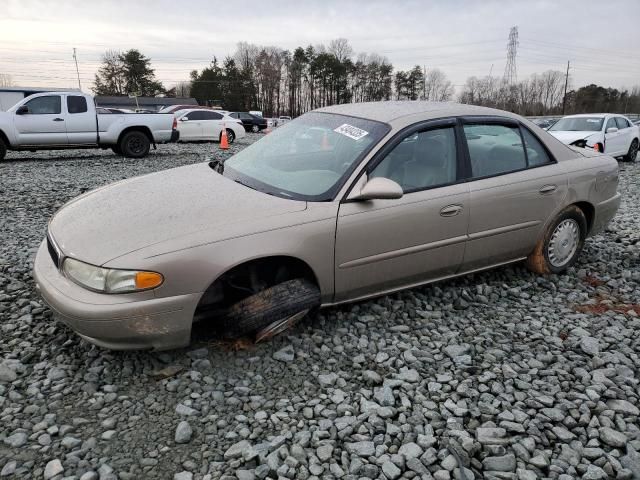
[1,138,639,479]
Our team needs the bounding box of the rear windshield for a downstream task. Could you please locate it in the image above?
[550,117,603,132]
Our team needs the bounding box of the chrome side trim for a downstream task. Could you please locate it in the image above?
[338,235,468,269]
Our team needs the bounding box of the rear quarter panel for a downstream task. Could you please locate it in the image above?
[563,150,620,235]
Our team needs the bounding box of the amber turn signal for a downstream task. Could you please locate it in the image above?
[135,271,164,290]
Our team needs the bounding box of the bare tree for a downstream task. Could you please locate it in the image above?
[423,68,454,101]
[328,38,353,62]
[174,81,191,97]
[0,74,13,87]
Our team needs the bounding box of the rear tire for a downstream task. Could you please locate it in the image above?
[119,131,150,158]
[526,205,587,275]
[624,139,638,162]
[251,124,259,133]
[218,278,320,339]
[220,129,235,144]
[0,138,6,161]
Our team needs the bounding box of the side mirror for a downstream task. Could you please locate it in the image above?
[180,117,188,122]
[606,127,618,134]
[16,106,29,115]
[349,177,403,201]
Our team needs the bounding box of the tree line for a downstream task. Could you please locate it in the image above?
[92,40,640,117]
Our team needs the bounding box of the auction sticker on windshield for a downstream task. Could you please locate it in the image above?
[334,124,369,140]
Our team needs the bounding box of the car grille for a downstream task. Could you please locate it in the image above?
[47,234,61,269]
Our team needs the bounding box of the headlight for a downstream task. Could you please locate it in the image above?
[63,258,163,293]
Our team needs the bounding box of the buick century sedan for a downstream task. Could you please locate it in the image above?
[34,101,621,350]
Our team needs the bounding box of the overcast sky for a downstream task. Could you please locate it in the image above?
[1,0,639,95]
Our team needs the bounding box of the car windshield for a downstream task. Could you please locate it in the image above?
[223,112,389,201]
[550,117,604,132]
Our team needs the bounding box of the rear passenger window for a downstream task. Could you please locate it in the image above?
[521,128,552,167]
[463,124,526,177]
[67,96,88,114]
[615,117,629,129]
[370,127,457,192]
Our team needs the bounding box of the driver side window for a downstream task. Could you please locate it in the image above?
[370,127,457,192]
[24,96,61,115]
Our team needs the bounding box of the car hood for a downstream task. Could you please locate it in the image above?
[49,162,306,265]
[548,131,598,145]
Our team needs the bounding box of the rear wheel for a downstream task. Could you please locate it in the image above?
[119,131,150,158]
[251,124,259,133]
[526,205,587,275]
[218,278,320,340]
[220,128,235,144]
[0,138,6,161]
[624,139,638,162]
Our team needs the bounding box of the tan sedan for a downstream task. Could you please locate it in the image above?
[34,102,621,350]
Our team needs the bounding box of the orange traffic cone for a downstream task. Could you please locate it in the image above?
[220,124,229,150]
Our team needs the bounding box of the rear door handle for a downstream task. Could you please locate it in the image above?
[440,204,463,217]
[53,118,64,122]
[539,184,557,194]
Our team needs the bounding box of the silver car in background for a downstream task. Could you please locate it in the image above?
[34,101,620,350]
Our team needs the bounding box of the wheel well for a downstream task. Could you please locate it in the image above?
[573,201,595,233]
[194,256,319,315]
[0,129,10,147]
[117,126,153,146]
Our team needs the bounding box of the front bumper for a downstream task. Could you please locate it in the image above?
[33,240,200,350]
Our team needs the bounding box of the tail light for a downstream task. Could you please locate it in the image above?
[172,116,177,130]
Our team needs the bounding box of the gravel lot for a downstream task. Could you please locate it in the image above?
[1,137,639,480]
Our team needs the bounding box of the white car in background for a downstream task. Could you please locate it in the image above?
[548,113,639,161]
[175,109,245,144]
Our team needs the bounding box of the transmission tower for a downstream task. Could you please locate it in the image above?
[503,26,518,85]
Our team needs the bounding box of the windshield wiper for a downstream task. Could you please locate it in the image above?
[209,159,224,174]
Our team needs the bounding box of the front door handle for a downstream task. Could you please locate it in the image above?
[440,204,463,217]
[539,184,557,194]
[53,118,64,122]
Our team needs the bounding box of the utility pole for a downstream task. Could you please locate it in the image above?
[562,60,570,115]
[73,48,81,90]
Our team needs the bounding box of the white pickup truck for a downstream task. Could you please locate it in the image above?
[0,92,178,161]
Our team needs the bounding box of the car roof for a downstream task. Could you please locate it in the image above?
[316,101,526,125]
[561,114,612,118]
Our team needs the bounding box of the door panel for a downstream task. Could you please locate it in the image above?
[462,163,567,271]
[65,95,97,144]
[335,183,469,302]
[178,118,202,140]
[13,95,67,145]
[604,118,625,155]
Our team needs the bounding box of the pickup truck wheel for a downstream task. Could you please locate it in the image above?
[526,205,587,275]
[251,124,259,133]
[218,278,320,341]
[0,138,6,161]
[120,131,150,158]
[624,139,638,162]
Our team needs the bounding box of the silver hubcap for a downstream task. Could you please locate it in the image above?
[255,309,309,343]
[547,219,580,267]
